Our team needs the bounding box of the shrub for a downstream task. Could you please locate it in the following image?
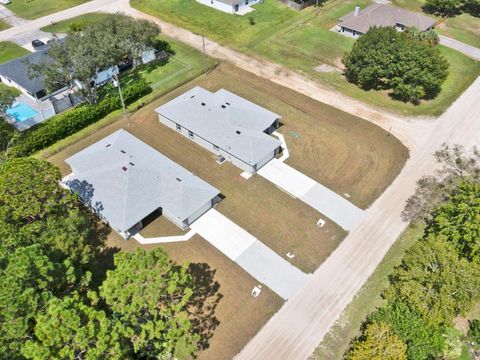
[10,79,151,157]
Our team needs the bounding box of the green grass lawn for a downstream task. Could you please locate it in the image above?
[132,0,480,116]
[5,0,88,20]
[313,223,425,359]
[0,41,30,64]
[41,12,114,33]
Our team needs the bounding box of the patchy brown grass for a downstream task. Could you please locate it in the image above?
[107,232,284,360]
[46,62,408,359]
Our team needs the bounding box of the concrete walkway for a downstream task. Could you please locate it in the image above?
[190,209,309,300]
[258,159,365,231]
[439,35,480,61]
[133,229,196,244]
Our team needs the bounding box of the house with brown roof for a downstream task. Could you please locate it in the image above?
[337,3,436,37]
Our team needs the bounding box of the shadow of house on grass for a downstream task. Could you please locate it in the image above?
[187,262,223,351]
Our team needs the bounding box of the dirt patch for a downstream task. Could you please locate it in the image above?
[314,63,339,73]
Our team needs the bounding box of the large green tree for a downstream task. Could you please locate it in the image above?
[100,248,198,359]
[385,234,480,326]
[0,158,96,267]
[426,180,480,262]
[346,321,407,360]
[0,245,59,358]
[30,14,160,103]
[22,293,127,360]
[343,27,449,103]
[370,301,444,359]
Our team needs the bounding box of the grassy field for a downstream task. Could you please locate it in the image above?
[5,0,88,20]
[0,41,29,64]
[107,233,284,360]
[131,0,480,116]
[40,12,114,33]
[314,223,425,359]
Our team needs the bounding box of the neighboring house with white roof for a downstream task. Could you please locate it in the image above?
[155,86,282,173]
[338,3,436,37]
[196,0,260,14]
[63,129,221,239]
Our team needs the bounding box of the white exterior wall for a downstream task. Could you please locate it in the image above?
[196,0,261,14]
[186,199,214,226]
[159,115,256,172]
[197,0,234,13]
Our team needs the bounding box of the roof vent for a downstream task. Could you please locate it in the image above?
[221,105,226,109]
[201,102,206,106]
[122,166,128,171]
[176,177,182,182]
[105,144,111,147]
[236,130,241,135]
[120,150,126,154]
[129,162,135,166]
[226,102,231,105]
[190,95,195,98]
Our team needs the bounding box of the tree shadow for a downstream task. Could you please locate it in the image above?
[186,263,223,352]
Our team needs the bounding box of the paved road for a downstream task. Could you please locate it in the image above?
[235,76,480,360]
[440,35,480,61]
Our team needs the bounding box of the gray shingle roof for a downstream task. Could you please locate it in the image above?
[155,87,282,167]
[0,46,49,95]
[64,129,220,232]
[339,3,436,33]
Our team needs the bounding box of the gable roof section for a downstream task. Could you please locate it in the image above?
[155,86,282,167]
[64,129,220,232]
[339,3,436,33]
[0,46,50,95]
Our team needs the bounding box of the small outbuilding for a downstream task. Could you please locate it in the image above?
[63,129,221,239]
[196,0,260,14]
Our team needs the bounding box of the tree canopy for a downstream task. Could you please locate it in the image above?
[100,248,198,359]
[425,0,479,17]
[385,234,480,326]
[346,321,408,360]
[30,14,160,103]
[343,27,449,103]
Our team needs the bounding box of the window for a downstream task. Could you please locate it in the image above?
[188,131,194,139]
[213,145,219,151]
[176,124,181,132]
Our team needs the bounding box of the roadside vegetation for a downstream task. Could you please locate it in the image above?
[317,144,480,360]
[131,0,480,116]
[5,0,88,20]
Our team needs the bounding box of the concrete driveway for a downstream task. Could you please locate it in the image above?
[190,209,309,300]
[258,159,364,231]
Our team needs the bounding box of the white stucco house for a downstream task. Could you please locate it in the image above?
[155,86,282,173]
[63,129,221,239]
[196,0,261,14]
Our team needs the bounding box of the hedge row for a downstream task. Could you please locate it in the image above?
[11,79,152,157]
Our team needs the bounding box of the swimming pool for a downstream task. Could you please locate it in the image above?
[6,102,39,122]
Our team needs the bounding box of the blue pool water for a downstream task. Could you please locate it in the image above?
[6,102,38,122]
